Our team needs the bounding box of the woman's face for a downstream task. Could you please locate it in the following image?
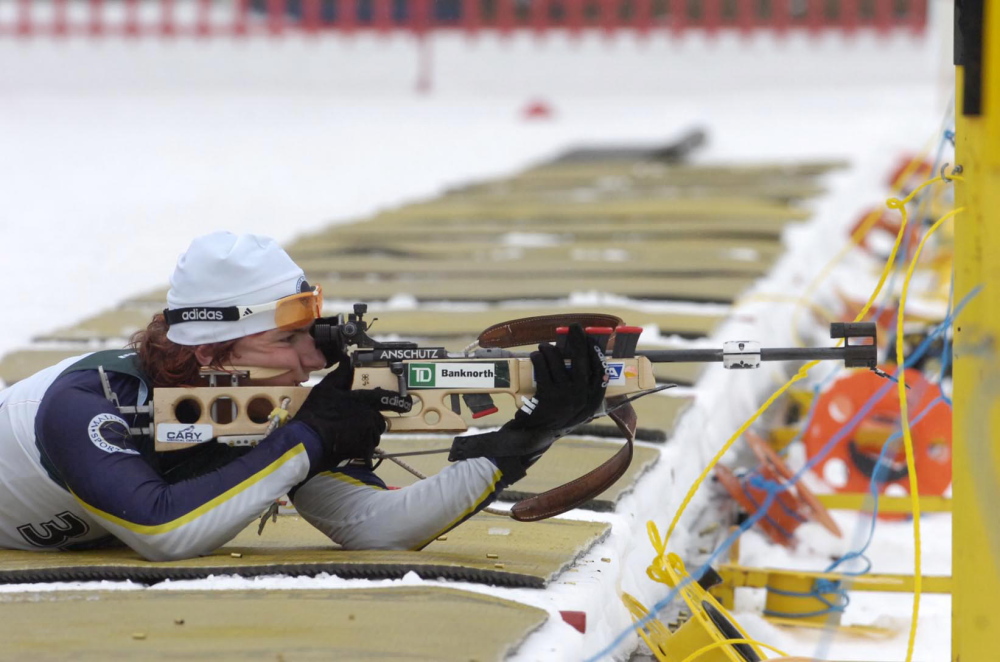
[226,327,327,386]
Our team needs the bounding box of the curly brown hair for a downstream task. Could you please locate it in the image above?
[129,313,240,387]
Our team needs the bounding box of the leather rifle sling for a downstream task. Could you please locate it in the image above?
[510,396,638,521]
[478,313,624,349]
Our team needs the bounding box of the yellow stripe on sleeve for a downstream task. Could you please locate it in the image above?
[75,443,309,536]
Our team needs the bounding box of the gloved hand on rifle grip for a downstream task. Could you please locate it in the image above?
[506,323,609,434]
[293,367,413,470]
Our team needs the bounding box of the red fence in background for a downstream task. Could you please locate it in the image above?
[0,0,928,38]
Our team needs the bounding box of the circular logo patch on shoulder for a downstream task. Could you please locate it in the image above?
[87,413,140,455]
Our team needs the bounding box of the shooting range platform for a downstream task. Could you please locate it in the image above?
[0,586,548,661]
[0,138,837,660]
[0,513,608,588]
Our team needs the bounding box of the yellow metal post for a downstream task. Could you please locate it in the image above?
[953,2,1000,659]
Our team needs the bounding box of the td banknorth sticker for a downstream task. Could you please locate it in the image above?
[87,413,140,455]
[407,362,510,389]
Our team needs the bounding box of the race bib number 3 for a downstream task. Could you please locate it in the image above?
[407,362,510,389]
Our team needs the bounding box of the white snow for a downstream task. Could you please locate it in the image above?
[0,1,958,659]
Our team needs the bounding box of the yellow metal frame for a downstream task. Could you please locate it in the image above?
[953,3,1000,659]
[639,554,770,662]
[711,564,952,611]
[815,493,952,514]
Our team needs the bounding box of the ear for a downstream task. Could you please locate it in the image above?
[193,345,217,366]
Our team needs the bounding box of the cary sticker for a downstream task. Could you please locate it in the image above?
[156,423,215,444]
[87,413,140,455]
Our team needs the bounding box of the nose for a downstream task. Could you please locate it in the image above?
[297,334,329,373]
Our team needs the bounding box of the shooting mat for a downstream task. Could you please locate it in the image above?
[377,435,661,512]
[0,514,608,588]
[0,586,547,661]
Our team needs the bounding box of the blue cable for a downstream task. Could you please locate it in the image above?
[586,286,980,662]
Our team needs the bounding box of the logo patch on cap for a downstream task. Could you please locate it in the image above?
[87,413,140,455]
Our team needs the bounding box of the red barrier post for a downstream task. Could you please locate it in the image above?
[735,0,755,36]
[413,0,429,34]
[600,0,616,36]
[232,0,250,36]
[532,0,548,37]
[374,0,392,34]
[301,0,321,34]
[633,0,652,37]
[52,0,69,36]
[840,0,859,33]
[566,0,584,38]
[771,0,790,35]
[160,0,177,37]
[496,0,515,36]
[195,0,213,37]
[15,0,32,37]
[702,0,721,36]
[88,0,104,36]
[266,0,285,35]
[668,0,686,38]
[873,0,893,34]
[906,0,927,33]
[124,0,140,37]
[462,0,480,37]
[341,0,357,35]
[804,0,823,34]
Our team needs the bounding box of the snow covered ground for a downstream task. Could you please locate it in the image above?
[0,1,957,659]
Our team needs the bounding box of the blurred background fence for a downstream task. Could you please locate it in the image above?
[1,0,928,38]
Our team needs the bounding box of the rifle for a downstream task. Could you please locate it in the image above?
[150,305,878,520]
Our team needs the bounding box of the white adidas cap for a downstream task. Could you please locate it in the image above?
[165,231,309,345]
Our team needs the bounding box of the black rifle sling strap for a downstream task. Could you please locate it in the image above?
[509,396,637,522]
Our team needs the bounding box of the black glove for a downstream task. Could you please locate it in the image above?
[506,323,608,433]
[293,358,412,470]
[449,324,608,484]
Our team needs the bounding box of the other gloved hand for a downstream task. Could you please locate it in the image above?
[506,323,609,433]
[448,323,609,484]
[293,358,412,469]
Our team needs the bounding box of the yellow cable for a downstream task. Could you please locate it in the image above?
[894,205,964,662]
[656,179,949,549]
[636,174,960,661]
[788,146,936,347]
[677,638,790,662]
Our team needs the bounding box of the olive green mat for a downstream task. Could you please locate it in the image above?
[515,159,848,182]
[546,127,707,163]
[290,249,773,279]
[299,219,789,241]
[284,236,785,262]
[370,198,809,224]
[119,273,752,307]
[0,514,609,588]
[307,274,755,304]
[442,181,826,204]
[0,349,92,387]
[0,586,547,661]
[377,436,661,512]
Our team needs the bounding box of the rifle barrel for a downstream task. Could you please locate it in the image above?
[639,347,850,364]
